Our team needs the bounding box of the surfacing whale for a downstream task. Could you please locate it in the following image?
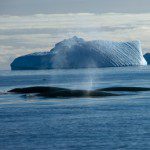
[8,86,150,98]
[99,87,150,92]
[8,86,120,98]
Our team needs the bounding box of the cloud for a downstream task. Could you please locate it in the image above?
[0,13,150,69]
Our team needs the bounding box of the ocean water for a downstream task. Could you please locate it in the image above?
[0,66,150,150]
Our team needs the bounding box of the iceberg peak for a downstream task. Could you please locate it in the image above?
[54,36,84,48]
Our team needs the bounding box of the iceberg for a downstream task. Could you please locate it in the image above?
[144,53,150,65]
[11,36,147,70]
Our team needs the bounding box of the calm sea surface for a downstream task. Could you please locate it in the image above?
[0,66,150,150]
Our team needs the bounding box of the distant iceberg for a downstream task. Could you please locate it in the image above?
[11,36,147,70]
[144,53,150,65]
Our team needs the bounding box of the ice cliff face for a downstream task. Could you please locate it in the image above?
[11,36,147,70]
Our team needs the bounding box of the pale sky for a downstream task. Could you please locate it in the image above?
[1,0,150,15]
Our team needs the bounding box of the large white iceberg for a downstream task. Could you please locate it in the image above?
[11,36,147,70]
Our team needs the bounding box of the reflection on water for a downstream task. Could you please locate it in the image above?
[0,66,150,149]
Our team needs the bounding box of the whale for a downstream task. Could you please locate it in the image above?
[8,86,120,98]
[99,87,150,92]
[8,86,150,98]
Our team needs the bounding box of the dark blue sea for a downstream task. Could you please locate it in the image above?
[0,66,150,150]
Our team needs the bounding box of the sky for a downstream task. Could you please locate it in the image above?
[1,0,150,15]
[0,0,150,69]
